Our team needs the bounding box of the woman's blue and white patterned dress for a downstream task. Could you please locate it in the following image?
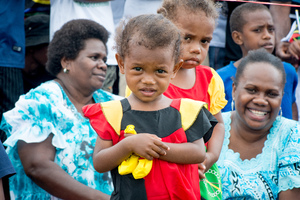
[1,80,122,200]
[217,112,300,200]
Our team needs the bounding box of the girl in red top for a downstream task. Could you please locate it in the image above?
[158,0,227,179]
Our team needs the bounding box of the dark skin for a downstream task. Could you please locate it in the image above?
[230,62,300,199]
[0,179,4,200]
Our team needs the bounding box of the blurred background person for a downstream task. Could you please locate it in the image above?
[0,0,25,143]
[23,14,55,93]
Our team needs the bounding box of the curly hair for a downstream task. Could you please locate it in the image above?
[157,0,219,22]
[230,3,270,33]
[115,14,181,64]
[234,48,286,88]
[46,19,109,76]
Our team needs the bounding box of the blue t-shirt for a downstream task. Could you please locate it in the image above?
[0,0,25,68]
[217,61,298,119]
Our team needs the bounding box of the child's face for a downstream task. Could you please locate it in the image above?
[174,9,215,69]
[239,10,275,54]
[117,44,180,103]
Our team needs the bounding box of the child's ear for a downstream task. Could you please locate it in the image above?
[171,59,183,79]
[232,31,243,46]
[115,53,125,74]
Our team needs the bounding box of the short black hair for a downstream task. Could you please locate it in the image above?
[234,48,286,88]
[115,14,181,64]
[46,19,109,76]
[230,3,269,33]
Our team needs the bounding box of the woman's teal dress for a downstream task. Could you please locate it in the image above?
[217,112,300,199]
[1,80,122,200]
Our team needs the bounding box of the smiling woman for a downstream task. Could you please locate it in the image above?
[0,19,122,200]
[217,48,300,199]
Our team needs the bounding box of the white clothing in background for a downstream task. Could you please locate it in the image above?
[50,0,117,65]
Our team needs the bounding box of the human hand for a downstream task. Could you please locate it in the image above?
[198,163,206,180]
[203,152,216,172]
[288,40,300,69]
[126,133,170,160]
[198,152,217,180]
[288,40,300,59]
[276,41,291,60]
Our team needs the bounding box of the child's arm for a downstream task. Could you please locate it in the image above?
[93,134,170,173]
[200,111,224,178]
[158,138,206,164]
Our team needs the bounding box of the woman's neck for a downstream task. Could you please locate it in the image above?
[55,78,94,114]
[229,112,269,160]
[170,68,196,89]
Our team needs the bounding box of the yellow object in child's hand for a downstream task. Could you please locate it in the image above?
[118,125,153,179]
[118,154,139,175]
[124,124,137,135]
[132,157,153,179]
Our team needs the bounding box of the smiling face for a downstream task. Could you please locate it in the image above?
[67,38,107,93]
[117,43,180,105]
[174,9,215,69]
[232,62,284,132]
[237,10,275,55]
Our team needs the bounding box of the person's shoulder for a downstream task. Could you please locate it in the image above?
[196,64,212,72]
[23,80,61,99]
[217,62,235,73]
[217,62,236,80]
[281,62,298,83]
[277,116,299,125]
[274,116,299,133]
[94,89,124,103]
[196,65,218,78]
[282,61,297,73]
[221,111,232,119]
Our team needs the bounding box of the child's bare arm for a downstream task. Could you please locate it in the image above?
[204,111,224,170]
[93,134,169,173]
[159,138,206,164]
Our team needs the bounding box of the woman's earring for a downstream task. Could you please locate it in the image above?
[231,99,235,111]
[63,68,69,73]
[279,107,282,117]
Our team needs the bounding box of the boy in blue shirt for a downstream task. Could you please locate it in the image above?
[217,2,298,120]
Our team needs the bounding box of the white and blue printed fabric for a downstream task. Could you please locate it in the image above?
[1,81,121,200]
[217,112,300,200]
